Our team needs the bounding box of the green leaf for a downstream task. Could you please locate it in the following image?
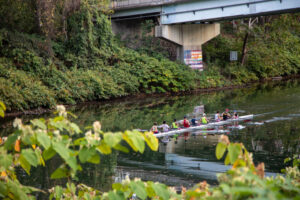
[35,148,45,166]
[4,133,19,150]
[68,183,76,195]
[123,131,145,153]
[108,191,124,200]
[21,134,32,145]
[36,132,51,149]
[87,153,100,164]
[6,179,29,200]
[21,149,39,167]
[54,186,63,199]
[224,153,230,165]
[112,183,123,190]
[104,132,122,147]
[52,141,70,161]
[0,153,13,170]
[144,133,158,151]
[152,183,170,200]
[31,119,46,130]
[51,167,68,179]
[0,101,6,111]
[66,156,77,171]
[0,181,8,196]
[284,157,291,163]
[113,144,129,153]
[19,154,31,175]
[49,118,65,131]
[228,144,241,164]
[79,147,96,163]
[0,109,4,118]
[97,141,112,155]
[70,123,81,134]
[146,182,156,198]
[130,181,147,200]
[216,142,227,160]
[74,137,85,146]
[43,147,56,161]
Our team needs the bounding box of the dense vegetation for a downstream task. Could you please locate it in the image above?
[0,0,300,112]
[202,14,300,85]
[0,0,197,111]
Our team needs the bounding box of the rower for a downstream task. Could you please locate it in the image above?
[201,113,209,124]
[215,111,221,122]
[183,116,190,128]
[159,121,170,132]
[233,111,239,119]
[222,108,231,121]
[191,115,197,126]
[150,122,159,134]
[172,119,179,129]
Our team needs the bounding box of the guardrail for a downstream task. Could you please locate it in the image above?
[110,0,187,9]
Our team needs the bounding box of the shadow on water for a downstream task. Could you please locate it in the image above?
[1,79,300,194]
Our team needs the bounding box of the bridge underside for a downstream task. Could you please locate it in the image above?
[161,0,300,24]
[112,0,300,24]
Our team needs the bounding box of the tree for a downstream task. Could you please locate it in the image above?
[241,17,258,66]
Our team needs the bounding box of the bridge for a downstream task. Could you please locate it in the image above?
[111,0,300,69]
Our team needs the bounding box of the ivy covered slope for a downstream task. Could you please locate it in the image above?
[0,0,196,112]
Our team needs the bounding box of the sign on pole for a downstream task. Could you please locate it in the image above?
[230,51,238,61]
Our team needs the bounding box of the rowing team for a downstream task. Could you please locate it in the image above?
[150,108,239,134]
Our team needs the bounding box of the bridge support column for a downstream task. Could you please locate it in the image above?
[155,23,220,70]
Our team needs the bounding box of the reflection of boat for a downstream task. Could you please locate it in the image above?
[118,153,277,184]
[227,125,245,130]
[155,115,253,138]
[193,130,230,134]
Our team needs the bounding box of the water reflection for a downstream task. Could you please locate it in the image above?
[17,154,117,199]
[1,80,300,192]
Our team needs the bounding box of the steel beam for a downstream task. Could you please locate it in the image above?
[112,0,300,23]
[161,0,300,24]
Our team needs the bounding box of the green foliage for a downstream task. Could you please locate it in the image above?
[0,0,37,33]
[0,105,159,199]
[0,59,56,110]
[0,0,197,111]
[203,14,300,81]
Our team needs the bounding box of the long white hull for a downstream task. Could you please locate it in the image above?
[155,114,253,138]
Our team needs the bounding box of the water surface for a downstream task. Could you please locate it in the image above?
[1,80,300,195]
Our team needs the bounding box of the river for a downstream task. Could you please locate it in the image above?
[1,79,300,196]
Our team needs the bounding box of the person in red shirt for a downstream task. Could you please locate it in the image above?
[183,116,190,128]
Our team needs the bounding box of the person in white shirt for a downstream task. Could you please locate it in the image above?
[215,111,222,122]
[159,121,170,132]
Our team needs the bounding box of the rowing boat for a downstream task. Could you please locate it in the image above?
[155,114,253,138]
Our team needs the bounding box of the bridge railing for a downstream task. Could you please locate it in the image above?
[111,0,187,9]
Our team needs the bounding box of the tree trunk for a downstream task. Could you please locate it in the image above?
[241,17,258,66]
[241,32,249,66]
